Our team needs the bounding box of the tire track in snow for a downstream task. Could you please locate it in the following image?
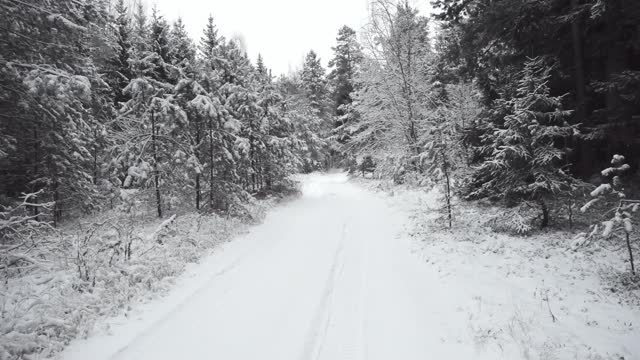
[356,219,370,360]
[108,235,268,360]
[300,221,349,360]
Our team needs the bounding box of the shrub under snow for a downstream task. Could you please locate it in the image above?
[0,200,272,360]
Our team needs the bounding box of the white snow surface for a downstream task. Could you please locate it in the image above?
[59,173,640,360]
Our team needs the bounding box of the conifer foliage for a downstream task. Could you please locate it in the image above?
[0,3,307,227]
[467,57,576,228]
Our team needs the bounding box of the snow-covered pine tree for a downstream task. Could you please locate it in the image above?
[421,111,456,228]
[0,0,112,224]
[169,18,196,71]
[301,51,330,118]
[327,26,363,118]
[106,0,135,105]
[170,17,207,210]
[326,26,363,167]
[200,14,220,61]
[196,33,250,211]
[116,7,190,218]
[148,6,172,82]
[279,69,328,173]
[581,155,639,274]
[256,54,269,83]
[222,44,265,193]
[255,57,298,192]
[292,51,332,171]
[468,57,576,229]
[132,1,150,54]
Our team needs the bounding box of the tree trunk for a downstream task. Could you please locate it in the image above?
[539,198,549,228]
[195,124,201,210]
[52,180,60,227]
[195,173,200,210]
[571,0,586,123]
[443,160,452,229]
[441,149,453,228]
[568,203,573,231]
[151,110,162,218]
[626,232,636,275]
[209,116,215,210]
[32,127,39,220]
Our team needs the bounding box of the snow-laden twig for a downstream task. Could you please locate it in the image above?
[149,214,177,244]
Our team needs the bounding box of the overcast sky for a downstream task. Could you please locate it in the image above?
[144,0,429,75]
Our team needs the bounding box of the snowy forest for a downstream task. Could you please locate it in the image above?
[1,0,640,359]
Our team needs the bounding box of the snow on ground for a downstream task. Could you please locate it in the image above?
[0,199,273,360]
[382,181,640,359]
[48,173,640,359]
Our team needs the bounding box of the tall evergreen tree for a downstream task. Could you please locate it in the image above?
[107,0,134,105]
[327,26,363,117]
[256,54,269,83]
[200,14,220,59]
[0,0,111,224]
[132,1,149,54]
[301,50,329,117]
[148,6,172,82]
[170,18,197,69]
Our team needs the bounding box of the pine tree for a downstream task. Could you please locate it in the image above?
[148,6,172,82]
[118,77,188,218]
[280,72,328,173]
[107,0,134,105]
[132,1,150,54]
[197,29,251,211]
[170,18,204,210]
[328,26,363,117]
[256,54,269,83]
[301,51,329,117]
[170,18,196,70]
[116,7,191,218]
[0,0,111,224]
[468,57,577,228]
[200,15,220,59]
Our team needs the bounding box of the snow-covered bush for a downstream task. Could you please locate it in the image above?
[358,156,375,177]
[0,200,269,359]
[487,203,536,235]
[0,191,54,277]
[580,154,639,274]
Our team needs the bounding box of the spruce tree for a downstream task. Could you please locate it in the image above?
[200,15,220,60]
[108,0,135,105]
[148,6,172,82]
[116,7,191,218]
[170,18,196,70]
[327,26,363,117]
[301,51,329,117]
[0,0,111,224]
[468,57,576,228]
[132,1,150,54]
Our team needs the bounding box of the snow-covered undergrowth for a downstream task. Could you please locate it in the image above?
[0,197,282,360]
[356,176,640,359]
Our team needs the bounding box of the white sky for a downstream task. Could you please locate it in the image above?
[141,0,430,75]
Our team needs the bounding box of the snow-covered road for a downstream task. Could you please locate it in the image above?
[62,173,483,360]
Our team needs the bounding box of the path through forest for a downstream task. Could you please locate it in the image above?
[61,173,492,359]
